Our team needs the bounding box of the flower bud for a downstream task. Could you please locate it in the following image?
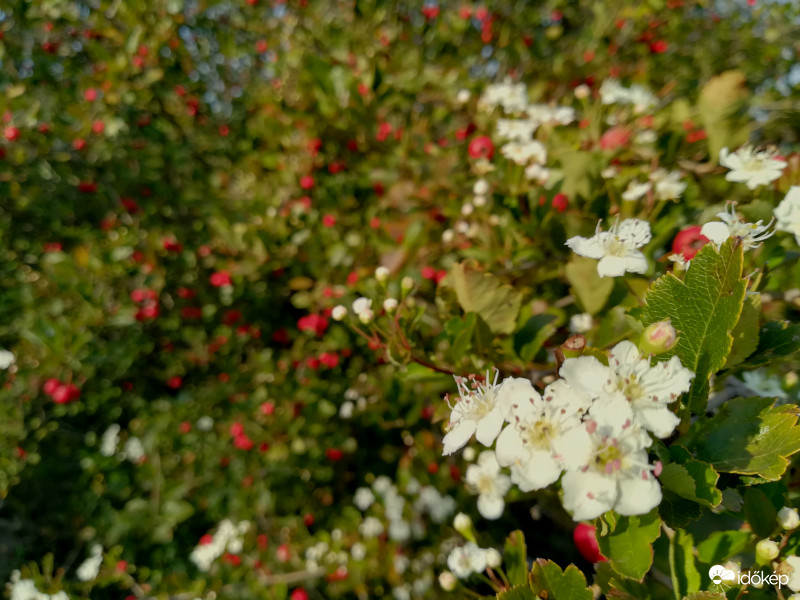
[778,506,800,530]
[485,548,502,569]
[375,266,389,282]
[352,297,372,316]
[383,298,398,313]
[639,319,678,355]
[438,570,457,591]
[755,539,780,565]
[574,84,590,99]
[401,276,414,291]
[332,305,347,321]
[456,89,471,104]
[453,512,472,534]
[473,179,489,195]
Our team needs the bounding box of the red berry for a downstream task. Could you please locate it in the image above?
[672,225,710,260]
[290,589,308,600]
[326,448,343,461]
[468,135,494,160]
[573,523,606,563]
[43,378,60,396]
[303,513,314,527]
[4,126,19,141]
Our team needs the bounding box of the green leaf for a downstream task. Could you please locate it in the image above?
[595,562,651,600]
[445,313,476,359]
[747,321,800,367]
[723,292,760,369]
[529,559,593,600]
[565,255,615,315]
[641,239,748,416]
[669,530,701,600]
[683,396,800,480]
[496,586,536,600]
[514,314,557,362]
[683,593,727,600]
[451,263,522,335]
[696,530,752,565]
[659,491,703,529]
[743,487,778,538]
[658,446,722,508]
[596,509,662,581]
[697,70,750,162]
[504,530,529,587]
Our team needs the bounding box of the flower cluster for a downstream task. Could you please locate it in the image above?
[189,519,251,572]
[442,342,694,520]
[599,79,658,113]
[700,203,775,251]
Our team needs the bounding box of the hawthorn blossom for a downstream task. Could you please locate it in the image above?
[566,218,652,277]
[561,394,662,520]
[621,180,651,202]
[446,543,488,579]
[496,118,535,143]
[719,145,787,189]
[700,203,775,250]
[500,140,546,165]
[560,341,693,441]
[495,380,592,491]
[774,186,800,244]
[650,169,686,200]
[465,451,511,519]
[442,370,509,455]
[599,80,657,112]
[479,80,528,114]
[0,349,15,369]
[76,545,103,581]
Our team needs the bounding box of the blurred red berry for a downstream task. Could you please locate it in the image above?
[468,135,494,159]
[672,225,709,260]
[4,126,19,141]
[210,270,232,287]
[290,589,308,600]
[573,523,606,563]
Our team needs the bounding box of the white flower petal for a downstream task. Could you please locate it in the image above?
[566,234,607,259]
[509,452,561,491]
[634,406,680,439]
[616,474,662,516]
[477,493,506,520]
[442,421,476,456]
[475,408,506,447]
[495,426,525,467]
[561,470,618,521]
[700,221,730,246]
[560,356,612,398]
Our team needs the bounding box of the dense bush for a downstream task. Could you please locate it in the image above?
[1,1,800,599]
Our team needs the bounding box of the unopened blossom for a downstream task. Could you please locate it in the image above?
[569,313,593,334]
[473,179,489,195]
[100,424,120,457]
[442,370,510,455]
[561,394,662,520]
[352,297,374,323]
[446,542,488,579]
[465,451,511,519]
[756,539,780,562]
[561,341,693,441]
[566,218,652,277]
[774,186,800,244]
[122,437,145,463]
[780,556,800,592]
[778,506,800,530]
[495,380,592,492]
[438,570,457,590]
[383,298,398,313]
[0,349,15,369]
[485,548,502,568]
[332,305,347,320]
[719,145,787,189]
[700,203,775,250]
[375,266,389,282]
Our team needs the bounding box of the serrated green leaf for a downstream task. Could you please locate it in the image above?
[747,320,800,367]
[684,593,727,600]
[451,263,522,335]
[496,586,536,600]
[744,487,778,538]
[514,314,557,362]
[596,509,661,581]
[504,530,529,587]
[659,446,722,508]
[641,239,747,417]
[529,560,592,600]
[669,530,701,600]
[723,292,759,369]
[445,313,476,359]
[684,396,800,480]
[696,530,752,565]
[565,255,615,315]
[659,491,703,529]
[595,562,652,600]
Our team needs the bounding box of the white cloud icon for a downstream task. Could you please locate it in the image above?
[708,565,736,584]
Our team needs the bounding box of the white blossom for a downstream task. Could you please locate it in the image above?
[782,556,800,592]
[566,218,651,277]
[76,544,103,581]
[99,424,120,457]
[621,180,651,202]
[700,203,774,250]
[122,437,145,463]
[354,487,375,511]
[442,370,510,455]
[778,506,800,530]
[561,394,662,520]
[719,145,787,189]
[465,451,511,520]
[446,542,488,579]
[500,140,547,165]
[359,516,384,538]
[495,380,592,492]
[650,169,686,200]
[375,266,390,282]
[774,186,800,244]
[569,313,593,334]
[332,305,347,320]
